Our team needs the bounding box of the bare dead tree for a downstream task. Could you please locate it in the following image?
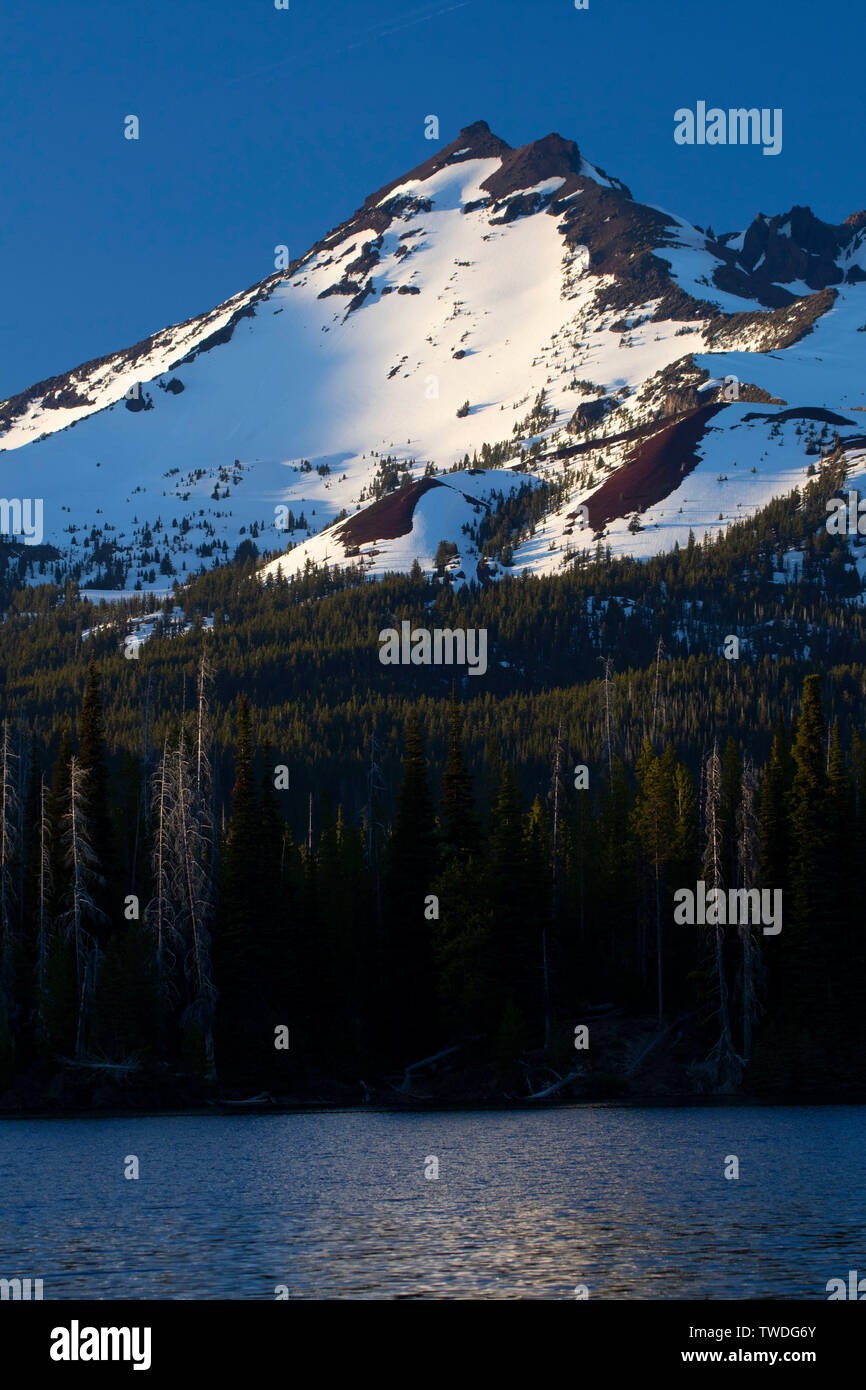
[737,758,762,1064]
[544,722,568,1048]
[37,775,53,995]
[194,652,216,865]
[16,721,29,935]
[174,726,210,1002]
[192,655,217,973]
[598,655,614,782]
[700,742,742,1090]
[0,719,20,1020]
[131,671,153,886]
[145,723,215,1069]
[651,635,665,743]
[61,757,105,1057]
[147,737,175,981]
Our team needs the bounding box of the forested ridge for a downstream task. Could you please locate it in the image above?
[0,463,865,1106]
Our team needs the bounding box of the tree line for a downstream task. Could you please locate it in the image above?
[1,664,863,1100]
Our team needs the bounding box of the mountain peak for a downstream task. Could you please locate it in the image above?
[2,117,863,598]
[446,119,512,160]
[455,118,507,145]
[481,130,582,201]
[355,120,510,219]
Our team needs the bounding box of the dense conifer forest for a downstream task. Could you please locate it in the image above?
[1,462,865,1106]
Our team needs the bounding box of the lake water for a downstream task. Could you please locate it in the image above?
[0,1105,863,1299]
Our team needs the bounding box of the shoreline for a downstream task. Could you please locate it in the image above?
[3,1091,865,1120]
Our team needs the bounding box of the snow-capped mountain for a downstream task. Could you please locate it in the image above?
[2,119,865,593]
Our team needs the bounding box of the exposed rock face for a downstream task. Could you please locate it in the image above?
[557,182,701,319]
[335,477,444,546]
[741,209,840,289]
[733,206,866,292]
[489,191,552,224]
[566,396,616,433]
[318,276,361,300]
[656,386,702,416]
[584,403,725,532]
[346,238,383,279]
[346,280,376,314]
[42,383,94,410]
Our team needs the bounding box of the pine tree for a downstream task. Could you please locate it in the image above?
[668,758,699,1014]
[315,802,372,1072]
[488,765,534,1036]
[439,691,481,863]
[77,662,113,930]
[431,706,493,1041]
[824,718,855,1056]
[758,713,791,893]
[787,675,827,1017]
[525,794,553,1044]
[382,713,439,1055]
[595,758,636,991]
[46,722,73,919]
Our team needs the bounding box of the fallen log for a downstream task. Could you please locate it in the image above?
[400,1044,462,1092]
[527,1069,583,1100]
[626,1011,697,1076]
[59,1057,141,1072]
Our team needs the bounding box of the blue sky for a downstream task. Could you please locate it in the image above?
[1,0,863,399]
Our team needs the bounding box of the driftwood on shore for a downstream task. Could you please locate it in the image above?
[526,1069,583,1100]
[399,1045,462,1093]
[58,1057,142,1072]
[625,1011,697,1077]
[209,1092,275,1108]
